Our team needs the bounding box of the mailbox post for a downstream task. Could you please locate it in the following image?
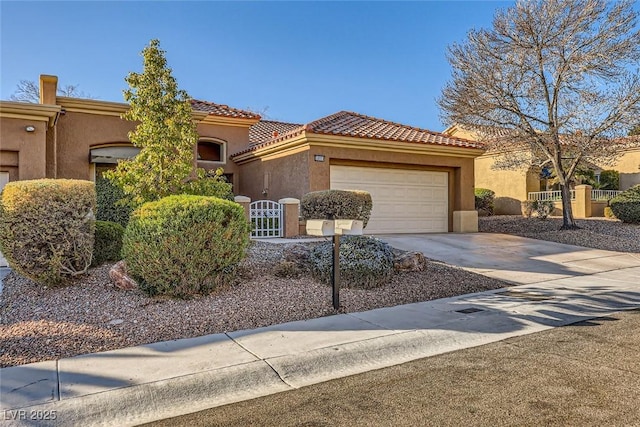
[306,219,364,311]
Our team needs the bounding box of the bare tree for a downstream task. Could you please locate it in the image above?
[9,79,94,103]
[439,0,640,229]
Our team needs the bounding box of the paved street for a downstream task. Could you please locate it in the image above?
[145,309,640,427]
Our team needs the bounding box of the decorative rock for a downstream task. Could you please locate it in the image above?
[109,319,124,326]
[393,251,427,272]
[109,261,139,291]
[283,244,311,266]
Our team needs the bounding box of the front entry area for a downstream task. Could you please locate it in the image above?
[330,165,448,234]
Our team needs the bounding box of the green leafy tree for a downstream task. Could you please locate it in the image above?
[106,39,206,206]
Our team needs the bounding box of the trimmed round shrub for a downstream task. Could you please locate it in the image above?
[0,179,95,286]
[474,188,495,216]
[609,185,640,224]
[96,177,133,227]
[92,220,125,266]
[309,235,394,289]
[122,195,250,298]
[301,190,372,227]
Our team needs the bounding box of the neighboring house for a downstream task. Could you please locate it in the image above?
[444,124,640,215]
[1,75,485,234]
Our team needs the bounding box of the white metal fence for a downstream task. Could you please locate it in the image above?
[250,200,282,238]
[528,190,621,201]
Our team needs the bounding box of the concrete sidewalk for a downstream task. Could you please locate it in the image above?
[2,234,640,426]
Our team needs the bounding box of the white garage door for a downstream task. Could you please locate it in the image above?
[330,165,448,234]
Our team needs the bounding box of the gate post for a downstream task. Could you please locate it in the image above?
[574,185,592,218]
[278,198,300,238]
[234,195,251,223]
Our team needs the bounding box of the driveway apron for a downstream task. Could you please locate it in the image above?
[378,233,640,285]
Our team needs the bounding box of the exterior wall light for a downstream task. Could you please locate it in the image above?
[25,125,36,132]
[314,154,325,162]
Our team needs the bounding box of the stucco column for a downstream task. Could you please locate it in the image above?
[574,185,592,218]
[453,210,478,233]
[234,195,251,223]
[278,197,300,238]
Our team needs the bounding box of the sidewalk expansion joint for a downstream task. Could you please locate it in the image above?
[56,359,61,401]
[263,359,296,389]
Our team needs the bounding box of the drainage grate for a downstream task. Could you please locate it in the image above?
[496,290,553,301]
[455,307,485,314]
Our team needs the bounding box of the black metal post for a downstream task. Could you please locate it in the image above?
[332,234,340,310]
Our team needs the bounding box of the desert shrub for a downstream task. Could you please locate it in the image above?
[0,179,95,286]
[122,195,250,297]
[522,200,555,219]
[474,188,495,215]
[599,170,620,190]
[309,235,394,289]
[301,190,372,227]
[95,176,133,227]
[609,185,640,223]
[92,220,125,266]
[181,168,234,201]
[273,261,302,278]
[603,206,617,219]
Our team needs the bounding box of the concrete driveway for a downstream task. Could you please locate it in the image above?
[379,233,640,285]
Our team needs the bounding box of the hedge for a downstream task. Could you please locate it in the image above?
[0,179,95,286]
[609,185,640,223]
[122,195,250,297]
[301,190,372,227]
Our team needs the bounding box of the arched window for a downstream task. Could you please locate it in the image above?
[197,139,226,163]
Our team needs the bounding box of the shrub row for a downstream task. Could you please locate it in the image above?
[474,188,495,216]
[309,235,394,289]
[95,176,133,227]
[92,220,125,266]
[0,179,95,286]
[122,195,250,298]
[609,185,640,224]
[522,200,555,219]
[301,190,372,227]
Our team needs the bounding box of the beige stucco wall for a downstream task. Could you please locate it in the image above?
[0,116,48,181]
[237,149,310,201]
[475,153,540,215]
[53,110,252,185]
[195,122,252,191]
[613,148,640,190]
[55,111,135,180]
[237,138,480,232]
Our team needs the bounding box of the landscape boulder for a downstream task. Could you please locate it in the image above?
[283,243,311,266]
[393,251,427,272]
[109,261,139,291]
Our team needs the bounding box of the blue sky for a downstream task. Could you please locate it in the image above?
[1,1,512,131]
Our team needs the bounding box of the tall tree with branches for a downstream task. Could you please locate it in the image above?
[9,79,93,102]
[439,0,640,229]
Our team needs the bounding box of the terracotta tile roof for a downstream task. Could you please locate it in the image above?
[191,99,261,120]
[232,111,483,157]
[249,120,302,145]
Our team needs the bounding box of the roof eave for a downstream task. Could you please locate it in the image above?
[0,101,61,127]
[307,133,486,158]
[199,114,261,128]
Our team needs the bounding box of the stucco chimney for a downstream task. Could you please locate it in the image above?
[39,75,58,105]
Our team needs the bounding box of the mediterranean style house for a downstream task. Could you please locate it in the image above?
[1,75,485,233]
[444,124,640,215]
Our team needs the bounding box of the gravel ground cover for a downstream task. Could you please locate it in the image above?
[0,241,506,367]
[3,215,637,368]
[479,215,640,253]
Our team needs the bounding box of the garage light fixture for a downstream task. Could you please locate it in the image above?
[25,125,36,132]
[314,154,325,162]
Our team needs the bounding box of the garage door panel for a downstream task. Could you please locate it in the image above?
[330,165,448,234]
